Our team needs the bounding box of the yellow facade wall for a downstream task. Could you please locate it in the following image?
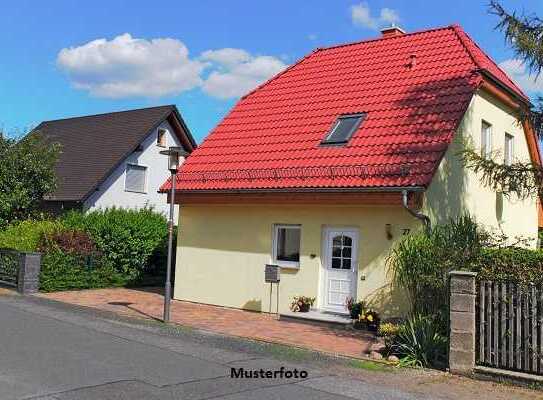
[174,204,419,317]
[174,90,539,317]
[425,90,538,245]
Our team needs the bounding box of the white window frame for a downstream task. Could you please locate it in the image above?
[272,224,301,269]
[157,128,167,147]
[504,133,514,166]
[481,120,492,159]
[124,163,148,194]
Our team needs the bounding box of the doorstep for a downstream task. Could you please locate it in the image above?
[279,309,352,328]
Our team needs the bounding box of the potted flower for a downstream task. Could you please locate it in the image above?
[345,297,367,320]
[357,309,381,332]
[290,296,315,312]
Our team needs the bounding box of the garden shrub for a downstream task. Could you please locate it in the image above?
[473,247,543,286]
[61,207,168,284]
[388,214,492,316]
[38,228,126,292]
[392,314,448,369]
[39,229,99,256]
[0,219,63,251]
[39,249,125,292]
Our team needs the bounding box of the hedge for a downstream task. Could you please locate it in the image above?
[0,219,62,252]
[0,207,170,291]
[62,208,168,284]
[472,247,543,286]
[39,249,126,292]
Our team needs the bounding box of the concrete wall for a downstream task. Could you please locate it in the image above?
[425,90,538,246]
[174,204,419,316]
[84,120,183,218]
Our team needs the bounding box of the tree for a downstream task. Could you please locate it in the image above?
[0,131,59,227]
[461,1,543,199]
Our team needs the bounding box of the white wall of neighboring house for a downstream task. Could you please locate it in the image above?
[83,120,183,219]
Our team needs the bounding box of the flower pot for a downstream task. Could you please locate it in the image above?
[353,320,365,330]
[299,304,310,312]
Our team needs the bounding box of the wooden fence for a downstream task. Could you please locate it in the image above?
[477,281,543,375]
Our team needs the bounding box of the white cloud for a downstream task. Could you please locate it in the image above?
[57,33,204,98]
[57,35,287,100]
[351,3,400,30]
[200,48,251,67]
[499,58,543,93]
[380,8,400,25]
[200,50,287,99]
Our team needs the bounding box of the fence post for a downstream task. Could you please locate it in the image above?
[449,270,477,375]
[17,252,41,294]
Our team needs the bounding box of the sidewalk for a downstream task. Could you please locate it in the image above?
[39,287,377,359]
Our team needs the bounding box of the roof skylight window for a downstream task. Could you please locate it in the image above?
[321,113,366,145]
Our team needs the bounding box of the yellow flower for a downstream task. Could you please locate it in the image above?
[367,314,373,322]
[359,314,366,321]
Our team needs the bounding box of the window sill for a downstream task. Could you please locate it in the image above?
[274,261,300,270]
[125,189,147,194]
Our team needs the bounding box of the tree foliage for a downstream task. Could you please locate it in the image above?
[461,149,543,199]
[0,132,59,227]
[462,2,543,199]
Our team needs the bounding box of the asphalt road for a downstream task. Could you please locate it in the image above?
[0,293,425,400]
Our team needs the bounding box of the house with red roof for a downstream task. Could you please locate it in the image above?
[161,25,541,318]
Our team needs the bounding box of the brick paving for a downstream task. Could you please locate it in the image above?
[39,287,377,359]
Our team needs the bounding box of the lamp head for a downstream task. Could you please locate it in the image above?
[160,146,187,173]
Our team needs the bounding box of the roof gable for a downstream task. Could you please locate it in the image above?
[37,105,195,201]
[164,25,529,192]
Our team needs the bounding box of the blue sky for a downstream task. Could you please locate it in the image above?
[1,0,541,142]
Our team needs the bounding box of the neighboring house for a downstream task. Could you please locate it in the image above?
[36,105,196,217]
[161,25,541,318]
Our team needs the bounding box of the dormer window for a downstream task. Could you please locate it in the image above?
[157,128,167,147]
[321,113,366,145]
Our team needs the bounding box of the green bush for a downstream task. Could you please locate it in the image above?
[388,215,492,316]
[40,249,126,292]
[0,219,62,251]
[473,247,543,285]
[61,208,168,284]
[392,314,447,369]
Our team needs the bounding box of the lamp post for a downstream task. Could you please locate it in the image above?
[160,146,186,323]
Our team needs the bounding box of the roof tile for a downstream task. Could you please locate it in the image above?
[163,25,526,192]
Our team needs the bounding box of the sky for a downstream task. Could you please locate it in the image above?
[1,0,542,142]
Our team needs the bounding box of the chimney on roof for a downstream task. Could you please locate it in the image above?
[381,25,405,38]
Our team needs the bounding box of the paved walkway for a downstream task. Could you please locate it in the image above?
[39,287,377,359]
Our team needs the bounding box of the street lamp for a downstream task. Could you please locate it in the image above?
[160,146,187,323]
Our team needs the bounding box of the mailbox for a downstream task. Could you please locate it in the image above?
[265,264,280,283]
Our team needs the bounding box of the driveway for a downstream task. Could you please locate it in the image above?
[0,293,540,400]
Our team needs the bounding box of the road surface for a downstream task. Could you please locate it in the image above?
[0,293,538,400]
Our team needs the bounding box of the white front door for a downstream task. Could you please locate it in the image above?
[322,228,359,313]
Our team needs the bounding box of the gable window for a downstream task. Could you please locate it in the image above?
[125,164,147,193]
[272,224,301,268]
[321,113,366,145]
[157,128,167,147]
[481,121,492,158]
[504,133,514,166]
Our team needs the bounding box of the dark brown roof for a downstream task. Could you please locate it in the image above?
[36,105,195,201]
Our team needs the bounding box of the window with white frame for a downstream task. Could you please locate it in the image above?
[125,164,147,193]
[481,121,492,158]
[504,133,514,166]
[157,128,167,147]
[272,224,301,267]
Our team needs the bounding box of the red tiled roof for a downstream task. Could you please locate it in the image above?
[162,25,527,192]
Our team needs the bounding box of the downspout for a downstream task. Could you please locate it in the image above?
[401,189,431,233]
